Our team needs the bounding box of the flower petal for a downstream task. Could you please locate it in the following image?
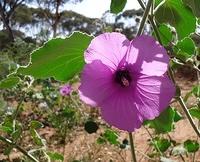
[60,84,72,96]
[79,90,97,107]
[100,89,143,132]
[135,74,175,120]
[84,32,130,70]
[127,35,169,76]
[79,60,116,106]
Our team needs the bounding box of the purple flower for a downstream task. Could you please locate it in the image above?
[79,32,175,132]
[60,84,72,96]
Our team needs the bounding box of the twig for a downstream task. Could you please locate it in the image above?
[136,149,156,161]
[136,0,153,36]
[12,95,24,132]
[143,126,162,155]
[129,133,137,162]
[138,146,152,162]
[0,136,38,162]
[192,53,200,162]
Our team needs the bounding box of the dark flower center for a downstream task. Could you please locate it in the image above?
[115,69,132,87]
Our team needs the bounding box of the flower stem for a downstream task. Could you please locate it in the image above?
[128,1,154,161]
[136,0,153,36]
[129,133,137,162]
[143,126,162,155]
[137,0,200,138]
[0,135,38,162]
[137,0,145,9]
[177,96,200,137]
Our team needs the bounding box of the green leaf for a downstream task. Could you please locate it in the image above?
[153,137,171,152]
[184,140,199,153]
[110,0,127,14]
[144,107,175,134]
[0,96,7,110]
[0,126,13,133]
[12,129,22,141]
[47,152,64,161]
[30,120,43,129]
[198,18,200,24]
[3,146,13,155]
[184,85,200,101]
[18,32,93,82]
[177,38,195,55]
[12,123,22,141]
[183,0,200,17]
[175,37,195,61]
[174,109,182,122]
[97,137,106,144]
[189,107,200,120]
[30,129,44,146]
[0,76,20,89]
[192,85,200,97]
[184,91,193,102]
[0,63,9,81]
[155,0,196,40]
[153,24,172,46]
[103,26,113,32]
[62,107,75,118]
[0,116,13,133]
[103,129,119,145]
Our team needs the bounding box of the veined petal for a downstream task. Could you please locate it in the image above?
[100,89,143,132]
[127,35,169,76]
[79,60,116,106]
[84,32,130,71]
[134,74,175,120]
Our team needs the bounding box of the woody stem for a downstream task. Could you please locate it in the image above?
[129,133,137,162]
[137,0,153,36]
[0,136,38,162]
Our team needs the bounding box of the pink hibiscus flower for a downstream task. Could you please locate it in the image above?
[60,84,72,96]
[79,32,175,132]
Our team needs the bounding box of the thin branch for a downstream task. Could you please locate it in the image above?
[136,0,153,36]
[143,126,162,156]
[0,136,38,162]
[7,0,25,18]
[36,0,53,25]
[136,149,156,161]
[129,133,137,162]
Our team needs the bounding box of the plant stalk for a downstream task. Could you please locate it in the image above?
[144,126,162,155]
[0,136,38,162]
[136,0,153,36]
[177,96,200,137]
[129,133,137,162]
